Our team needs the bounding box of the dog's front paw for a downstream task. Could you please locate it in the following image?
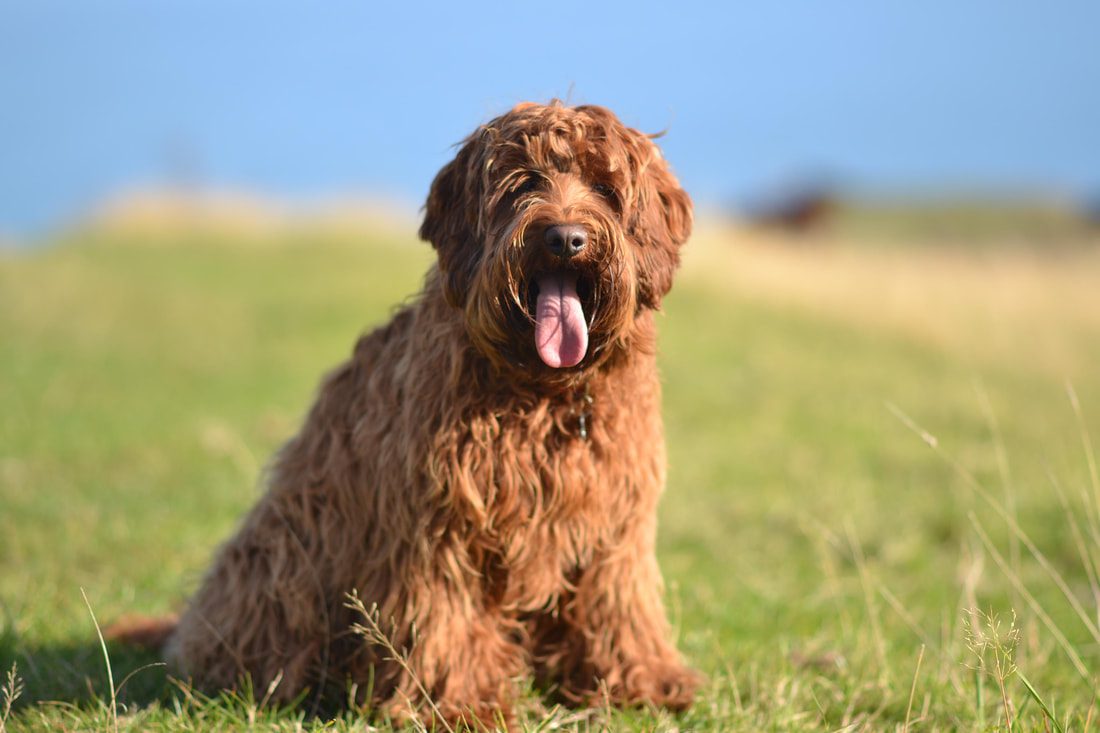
[620,660,702,711]
[387,698,513,732]
[564,658,702,712]
[434,699,513,732]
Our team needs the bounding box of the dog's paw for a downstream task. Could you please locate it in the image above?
[621,660,702,711]
[387,698,512,732]
[433,699,514,732]
[563,658,702,712]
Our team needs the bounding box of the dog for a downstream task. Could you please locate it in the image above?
[153,101,697,727]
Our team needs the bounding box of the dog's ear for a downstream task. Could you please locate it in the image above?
[630,145,693,309]
[419,135,484,308]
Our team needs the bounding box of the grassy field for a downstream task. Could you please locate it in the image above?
[2,218,1100,731]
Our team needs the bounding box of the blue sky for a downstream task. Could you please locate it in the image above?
[2,1,1099,234]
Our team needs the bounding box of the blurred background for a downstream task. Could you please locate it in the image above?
[2,0,1099,240]
[4,2,1100,730]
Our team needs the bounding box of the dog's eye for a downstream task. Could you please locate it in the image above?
[592,182,616,199]
[515,175,540,195]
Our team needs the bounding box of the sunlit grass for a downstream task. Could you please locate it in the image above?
[2,222,1099,730]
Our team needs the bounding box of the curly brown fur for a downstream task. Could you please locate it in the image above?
[166,101,698,728]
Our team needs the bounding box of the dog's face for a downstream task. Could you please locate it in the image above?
[419,102,692,380]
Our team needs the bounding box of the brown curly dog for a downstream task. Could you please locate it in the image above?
[132,100,698,728]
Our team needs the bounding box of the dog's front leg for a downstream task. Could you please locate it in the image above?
[377,565,527,731]
[560,512,701,711]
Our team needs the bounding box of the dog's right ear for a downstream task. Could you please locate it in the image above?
[419,135,484,308]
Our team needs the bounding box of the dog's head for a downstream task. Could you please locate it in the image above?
[419,101,691,380]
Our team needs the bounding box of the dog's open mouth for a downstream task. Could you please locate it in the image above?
[530,272,590,368]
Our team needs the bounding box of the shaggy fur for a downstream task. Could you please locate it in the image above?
[166,101,698,727]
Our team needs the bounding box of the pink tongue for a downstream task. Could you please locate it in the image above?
[535,272,589,368]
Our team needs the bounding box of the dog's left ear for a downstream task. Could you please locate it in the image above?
[419,135,484,308]
[631,145,693,309]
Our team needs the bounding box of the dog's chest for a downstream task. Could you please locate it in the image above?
[473,400,613,530]
[487,427,606,609]
[451,393,656,611]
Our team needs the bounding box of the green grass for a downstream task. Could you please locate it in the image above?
[2,225,1100,731]
[829,199,1095,248]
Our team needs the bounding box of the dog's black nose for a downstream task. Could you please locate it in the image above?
[544,224,588,259]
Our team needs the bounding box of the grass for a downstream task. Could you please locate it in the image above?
[2,219,1100,731]
[826,199,1095,248]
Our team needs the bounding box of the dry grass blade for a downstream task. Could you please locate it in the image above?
[1067,382,1100,511]
[115,661,167,698]
[975,379,1022,585]
[844,521,891,684]
[0,663,25,733]
[969,517,1092,686]
[964,609,1019,730]
[345,591,455,733]
[903,644,925,732]
[1047,470,1100,623]
[878,585,936,651]
[889,403,1100,647]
